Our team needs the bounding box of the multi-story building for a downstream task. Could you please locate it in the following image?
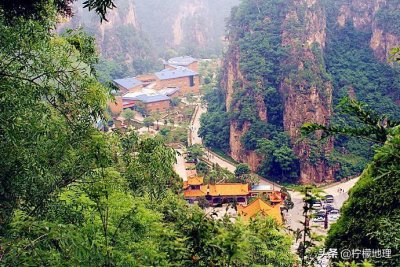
[113,77,143,94]
[154,67,199,96]
[164,56,199,72]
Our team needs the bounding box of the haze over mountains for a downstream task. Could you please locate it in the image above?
[59,0,240,76]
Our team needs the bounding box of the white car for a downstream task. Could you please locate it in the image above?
[312,200,322,209]
[328,209,340,221]
[313,216,325,222]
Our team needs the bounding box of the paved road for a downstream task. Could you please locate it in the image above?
[286,177,360,236]
[191,104,206,146]
[190,103,280,189]
[190,104,238,173]
[174,149,187,181]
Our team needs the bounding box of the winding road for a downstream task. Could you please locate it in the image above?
[188,102,279,189]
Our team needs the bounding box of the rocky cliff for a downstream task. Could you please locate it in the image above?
[221,0,400,184]
[134,0,240,57]
[59,0,144,61]
[279,0,335,184]
[335,0,400,62]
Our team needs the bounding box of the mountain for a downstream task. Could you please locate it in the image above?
[216,0,400,184]
[59,0,240,77]
[58,0,158,77]
[134,0,240,57]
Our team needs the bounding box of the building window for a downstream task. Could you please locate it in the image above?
[189,76,194,87]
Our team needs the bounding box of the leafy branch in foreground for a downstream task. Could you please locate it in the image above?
[301,97,400,144]
[0,0,116,22]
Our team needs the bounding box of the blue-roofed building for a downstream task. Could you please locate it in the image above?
[155,67,198,80]
[165,56,199,72]
[113,77,143,94]
[158,87,180,97]
[122,91,171,113]
[154,67,200,95]
[135,94,170,103]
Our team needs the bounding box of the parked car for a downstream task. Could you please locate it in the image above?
[328,209,340,221]
[316,209,327,217]
[325,195,334,203]
[324,204,335,212]
[312,199,322,209]
[313,215,325,222]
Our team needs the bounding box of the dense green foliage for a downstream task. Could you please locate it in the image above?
[199,87,230,151]
[256,133,299,182]
[325,129,400,266]
[234,163,250,177]
[324,8,400,179]
[302,97,400,266]
[0,12,108,228]
[200,0,299,182]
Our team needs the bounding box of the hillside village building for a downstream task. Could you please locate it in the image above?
[109,56,200,115]
[123,92,171,113]
[154,67,200,95]
[113,77,143,94]
[164,56,199,72]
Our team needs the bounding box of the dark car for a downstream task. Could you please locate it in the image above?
[324,204,335,212]
[324,195,334,203]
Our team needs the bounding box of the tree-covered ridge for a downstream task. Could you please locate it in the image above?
[227,0,286,127]
[324,10,400,179]
[326,127,400,266]
[58,0,160,82]
[0,12,108,226]
[201,0,400,182]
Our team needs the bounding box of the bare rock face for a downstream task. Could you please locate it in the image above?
[280,0,334,184]
[58,0,141,59]
[134,0,240,56]
[222,46,244,112]
[370,27,400,62]
[335,0,400,62]
[170,0,207,48]
[221,45,265,171]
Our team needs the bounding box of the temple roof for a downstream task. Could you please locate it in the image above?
[208,183,249,196]
[237,198,282,223]
[269,191,284,203]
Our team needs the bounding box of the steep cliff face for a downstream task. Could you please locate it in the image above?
[335,0,400,61]
[170,0,207,48]
[221,44,266,171]
[59,0,142,60]
[221,0,400,184]
[280,0,334,183]
[135,0,240,56]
